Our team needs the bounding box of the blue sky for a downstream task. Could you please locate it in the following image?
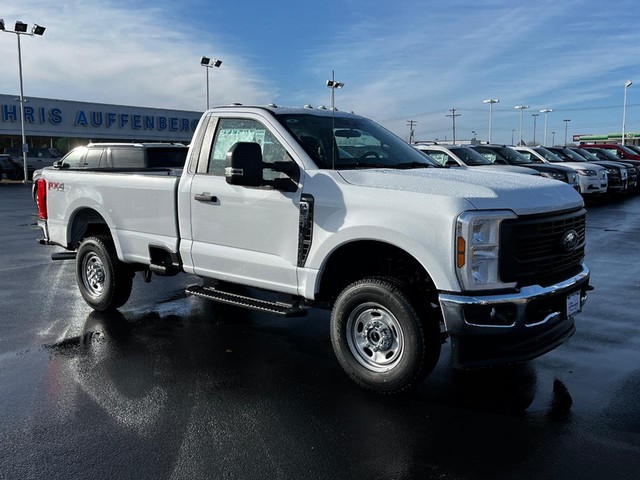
[1,0,640,144]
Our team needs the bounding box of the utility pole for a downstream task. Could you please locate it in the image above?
[407,120,417,144]
[446,108,461,144]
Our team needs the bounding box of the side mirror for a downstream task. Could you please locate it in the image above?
[445,159,460,167]
[225,142,263,187]
[53,160,68,169]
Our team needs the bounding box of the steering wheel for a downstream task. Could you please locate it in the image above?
[359,151,380,159]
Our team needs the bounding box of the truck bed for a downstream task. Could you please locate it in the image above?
[44,169,181,264]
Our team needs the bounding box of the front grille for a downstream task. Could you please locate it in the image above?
[500,209,586,286]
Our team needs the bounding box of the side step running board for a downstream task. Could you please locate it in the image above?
[186,285,308,317]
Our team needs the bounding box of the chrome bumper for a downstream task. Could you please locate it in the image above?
[438,264,590,368]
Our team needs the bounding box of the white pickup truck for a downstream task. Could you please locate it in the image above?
[35,105,591,393]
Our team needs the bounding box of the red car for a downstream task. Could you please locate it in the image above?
[580,143,640,161]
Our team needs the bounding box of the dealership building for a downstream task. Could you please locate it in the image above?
[0,93,203,155]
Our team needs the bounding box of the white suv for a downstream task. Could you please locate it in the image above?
[514,146,607,195]
[414,144,540,176]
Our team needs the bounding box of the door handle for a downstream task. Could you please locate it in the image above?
[194,193,218,202]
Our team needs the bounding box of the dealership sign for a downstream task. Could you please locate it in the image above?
[0,94,202,141]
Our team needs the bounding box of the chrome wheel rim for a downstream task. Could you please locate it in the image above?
[346,302,404,372]
[82,252,106,297]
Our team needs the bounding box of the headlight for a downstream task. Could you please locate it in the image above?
[575,169,597,176]
[540,171,564,180]
[455,211,517,291]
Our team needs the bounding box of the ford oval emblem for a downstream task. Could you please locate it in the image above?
[561,229,579,253]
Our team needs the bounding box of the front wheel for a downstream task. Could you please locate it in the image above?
[330,278,441,393]
[76,235,133,311]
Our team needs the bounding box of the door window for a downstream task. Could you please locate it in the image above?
[208,118,292,180]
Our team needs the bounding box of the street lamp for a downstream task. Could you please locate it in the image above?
[531,113,539,145]
[540,108,553,146]
[326,70,344,110]
[483,99,499,143]
[622,80,632,146]
[514,105,529,145]
[563,119,571,147]
[200,56,222,110]
[1,19,46,183]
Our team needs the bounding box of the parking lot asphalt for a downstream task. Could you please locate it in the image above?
[1,182,639,480]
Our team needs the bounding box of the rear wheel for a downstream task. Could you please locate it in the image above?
[330,277,441,393]
[76,235,133,311]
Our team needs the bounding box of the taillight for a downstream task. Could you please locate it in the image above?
[37,179,48,220]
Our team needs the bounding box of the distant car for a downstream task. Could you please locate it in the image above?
[0,154,33,181]
[579,143,640,161]
[3,147,62,178]
[548,146,633,193]
[513,146,607,196]
[57,142,188,169]
[413,144,540,177]
[469,144,580,190]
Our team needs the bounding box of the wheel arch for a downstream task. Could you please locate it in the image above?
[67,207,119,256]
[315,239,438,306]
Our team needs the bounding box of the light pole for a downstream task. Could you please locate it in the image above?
[540,108,553,146]
[483,99,499,144]
[552,131,556,146]
[326,71,344,110]
[514,105,529,145]
[563,119,571,146]
[622,80,632,145]
[200,56,222,110]
[531,113,539,145]
[1,19,46,182]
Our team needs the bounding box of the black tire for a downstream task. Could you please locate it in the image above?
[330,277,441,393]
[76,235,133,311]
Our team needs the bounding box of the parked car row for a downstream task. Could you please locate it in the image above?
[413,143,582,191]
[413,142,640,200]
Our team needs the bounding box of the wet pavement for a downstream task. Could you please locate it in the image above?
[1,182,639,479]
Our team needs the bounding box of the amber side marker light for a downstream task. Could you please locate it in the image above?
[456,236,466,268]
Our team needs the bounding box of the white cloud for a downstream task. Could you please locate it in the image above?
[0,0,274,111]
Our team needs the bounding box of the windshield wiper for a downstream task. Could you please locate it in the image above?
[396,162,434,169]
[338,162,389,169]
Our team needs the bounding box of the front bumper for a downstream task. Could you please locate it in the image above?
[579,177,607,194]
[439,264,590,369]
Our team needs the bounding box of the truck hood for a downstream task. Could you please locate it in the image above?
[338,168,583,215]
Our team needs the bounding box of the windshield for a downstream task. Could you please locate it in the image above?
[618,145,638,156]
[275,113,435,169]
[625,145,640,155]
[583,147,620,161]
[534,147,564,163]
[573,148,601,161]
[551,148,587,162]
[449,147,492,165]
[473,146,533,165]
